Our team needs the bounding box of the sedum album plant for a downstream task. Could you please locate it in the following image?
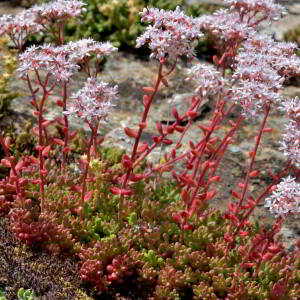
[0,0,300,299]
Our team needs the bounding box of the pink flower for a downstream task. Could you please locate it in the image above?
[229,34,300,117]
[62,38,117,64]
[278,97,300,167]
[280,119,300,167]
[237,35,300,77]
[65,77,118,125]
[136,6,202,60]
[230,56,284,117]
[18,44,79,82]
[230,78,283,117]
[18,39,117,82]
[0,0,86,49]
[281,96,300,122]
[185,63,225,96]
[196,10,255,42]
[225,0,286,21]
[0,10,42,49]
[265,176,300,217]
[31,0,86,24]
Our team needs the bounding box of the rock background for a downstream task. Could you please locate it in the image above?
[0,0,300,251]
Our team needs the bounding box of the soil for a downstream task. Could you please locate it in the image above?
[0,215,158,300]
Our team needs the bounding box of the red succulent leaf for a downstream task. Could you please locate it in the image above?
[124,127,138,139]
[228,201,238,214]
[122,154,133,170]
[53,138,65,146]
[84,191,93,202]
[110,187,132,196]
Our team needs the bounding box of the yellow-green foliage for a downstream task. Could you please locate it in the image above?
[97,0,144,47]
[64,0,148,47]
[0,38,19,119]
[2,142,300,299]
[63,0,220,52]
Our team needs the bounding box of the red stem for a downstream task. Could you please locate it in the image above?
[80,123,98,220]
[238,104,271,208]
[62,82,69,168]
[118,60,165,222]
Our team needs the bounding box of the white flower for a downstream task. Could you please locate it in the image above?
[62,38,117,63]
[31,0,86,24]
[65,78,118,125]
[229,33,300,118]
[238,35,300,76]
[0,10,42,49]
[279,120,300,167]
[230,79,283,117]
[196,10,255,41]
[281,96,300,120]
[136,6,202,60]
[225,0,286,21]
[265,176,300,218]
[186,63,225,96]
[18,44,79,82]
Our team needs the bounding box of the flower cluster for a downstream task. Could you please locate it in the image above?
[31,0,86,24]
[281,96,300,121]
[0,10,42,49]
[65,77,118,125]
[17,38,118,83]
[196,9,255,42]
[280,119,300,167]
[265,176,300,217]
[229,33,300,117]
[230,60,284,117]
[237,35,300,76]
[185,63,225,96]
[225,0,286,20]
[230,80,282,118]
[62,38,117,63]
[136,6,202,60]
[18,44,79,82]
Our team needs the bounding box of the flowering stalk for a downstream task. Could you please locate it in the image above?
[239,103,271,208]
[80,123,99,219]
[241,161,292,221]
[32,69,58,212]
[65,77,118,219]
[132,95,201,169]
[117,59,165,221]
[61,82,69,168]
[36,77,51,212]
[116,5,202,221]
